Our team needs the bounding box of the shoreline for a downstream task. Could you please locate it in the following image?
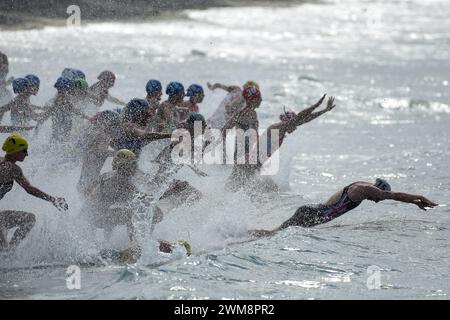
[0,0,309,31]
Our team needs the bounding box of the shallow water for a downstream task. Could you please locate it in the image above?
[0,0,449,299]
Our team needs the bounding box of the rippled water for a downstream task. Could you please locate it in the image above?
[0,0,449,299]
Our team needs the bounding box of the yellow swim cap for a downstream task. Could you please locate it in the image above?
[176,240,192,256]
[112,149,137,170]
[2,134,28,155]
[243,80,260,91]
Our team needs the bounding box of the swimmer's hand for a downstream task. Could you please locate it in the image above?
[207,82,217,91]
[52,197,69,212]
[312,94,327,108]
[325,96,336,111]
[413,196,438,211]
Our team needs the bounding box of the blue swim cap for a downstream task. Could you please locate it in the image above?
[146,80,162,94]
[186,84,204,97]
[54,77,74,91]
[61,68,85,80]
[166,82,185,97]
[374,178,391,191]
[123,98,150,122]
[96,110,121,128]
[25,74,40,87]
[12,78,30,94]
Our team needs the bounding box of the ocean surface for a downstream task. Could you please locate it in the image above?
[0,0,449,299]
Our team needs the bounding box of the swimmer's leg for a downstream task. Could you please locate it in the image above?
[0,210,36,250]
[248,229,277,238]
[278,204,326,229]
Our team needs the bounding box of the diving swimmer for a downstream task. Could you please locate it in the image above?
[250,179,438,237]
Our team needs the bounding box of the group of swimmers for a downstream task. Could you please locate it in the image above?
[0,50,437,257]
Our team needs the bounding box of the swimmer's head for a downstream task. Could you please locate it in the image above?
[166,82,185,103]
[25,74,40,95]
[374,178,391,191]
[73,78,89,97]
[280,108,297,133]
[54,77,74,93]
[243,80,259,91]
[123,98,151,125]
[0,51,9,80]
[186,84,204,103]
[12,78,30,94]
[2,134,29,161]
[186,112,206,135]
[242,86,262,108]
[61,68,85,80]
[97,70,116,87]
[95,110,121,129]
[112,149,137,174]
[146,79,162,100]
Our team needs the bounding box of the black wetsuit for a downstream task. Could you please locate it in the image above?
[280,184,361,228]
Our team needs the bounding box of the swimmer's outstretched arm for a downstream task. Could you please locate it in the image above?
[0,125,35,133]
[13,166,68,211]
[106,94,127,106]
[362,185,438,210]
[133,128,172,143]
[71,107,92,121]
[207,82,240,93]
[299,96,336,124]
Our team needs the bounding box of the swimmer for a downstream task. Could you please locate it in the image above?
[178,84,204,122]
[206,80,259,129]
[88,70,126,108]
[144,79,163,131]
[155,82,185,133]
[150,112,209,188]
[36,77,91,143]
[84,149,163,242]
[0,134,68,251]
[0,75,43,127]
[250,179,438,237]
[111,98,172,156]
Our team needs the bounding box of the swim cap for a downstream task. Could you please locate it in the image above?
[374,178,391,191]
[243,80,260,90]
[61,68,85,80]
[112,149,137,171]
[97,70,116,82]
[12,78,30,94]
[166,82,185,97]
[123,98,150,122]
[176,240,192,255]
[95,110,121,128]
[186,84,204,97]
[25,74,40,88]
[146,79,162,94]
[73,78,89,92]
[2,134,28,155]
[54,77,74,91]
[187,112,206,125]
[242,86,261,102]
[279,110,296,122]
